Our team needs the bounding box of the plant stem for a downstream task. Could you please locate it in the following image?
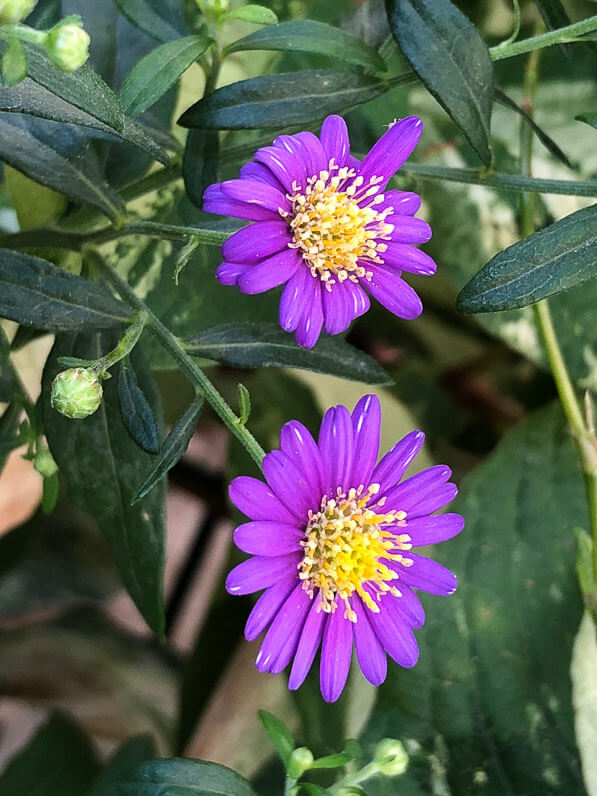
[86,250,266,468]
[490,13,597,60]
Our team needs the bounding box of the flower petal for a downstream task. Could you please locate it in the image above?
[319,115,350,168]
[216,261,249,286]
[262,449,314,519]
[234,520,303,556]
[405,513,465,546]
[368,593,419,667]
[383,464,452,514]
[256,584,311,673]
[220,179,290,213]
[320,605,353,702]
[288,598,327,690]
[358,116,423,186]
[237,248,301,294]
[226,553,300,595]
[294,131,328,176]
[222,221,291,264]
[318,405,353,495]
[387,217,432,245]
[229,475,298,524]
[322,284,351,335]
[255,145,306,193]
[353,597,387,686]
[395,552,458,596]
[203,184,280,221]
[371,429,425,496]
[349,394,381,488]
[392,586,425,628]
[295,277,324,349]
[279,266,311,333]
[240,160,285,190]
[245,576,297,641]
[382,242,436,275]
[279,420,324,500]
[379,190,421,216]
[365,264,423,320]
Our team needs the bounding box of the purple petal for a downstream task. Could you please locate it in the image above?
[395,552,458,596]
[391,586,425,628]
[245,576,297,641]
[295,278,324,349]
[358,117,423,187]
[279,266,311,333]
[229,475,298,524]
[349,394,381,488]
[220,179,290,213]
[380,190,421,216]
[387,218,432,245]
[322,284,351,335]
[365,264,423,319]
[237,248,300,294]
[254,145,306,193]
[262,449,314,519]
[234,520,303,556]
[383,464,452,515]
[203,184,280,221]
[320,605,353,702]
[371,429,425,496]
[382,242,436,275]
[222,221,291,264]
[279,420,324,501]
[226,553,300,595]
[319,115,350,168]
[368,593,419,667]
[318,405,353,495]
[256,584,311,673]
[353,597,387,686]
[288,599,327,690]
[216,261,249,286]
[240,160,285,191]
[294,131,327,176]
[405,513,465,546]
[347,155,361,170]
[344,278,370,319]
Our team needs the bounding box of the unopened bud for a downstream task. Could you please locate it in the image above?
[33,449,58,478]
[51,368,102,419]
[373,738,408,777]
[0,0,37,24]
[200,0,229,17]
[46,21,90,71]
[286,747,314,779]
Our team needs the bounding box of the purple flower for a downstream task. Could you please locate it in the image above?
[204,116,435,348]
[226,395,463,702]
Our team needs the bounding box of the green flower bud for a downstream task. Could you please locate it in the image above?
[0,0,37,24]
[51,368,102,419]
[286,747,314,779]
[199,0,229,18]
[33,449,58,478]
[373,738,408,777]
[46,22,90,72]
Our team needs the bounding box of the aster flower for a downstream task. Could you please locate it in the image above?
[226,395,463,703]
[204,115,435,349]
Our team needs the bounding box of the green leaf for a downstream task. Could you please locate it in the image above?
[576,112,597,130]
[184,323,391,384]
[0,402,21,474]
[0,116,125,220]
[225,20,386,73]
[94,758,256,795]
[225,4,278,25]
[92,735,157,795]
[308,752,352,770]
[2,38,27,87]
[41,471,60,514]
[183,129,219,209]
[113,0,189,43]
[0,248,132,331]
[132,396,202,504]
[0,711,99,796]
[571,612,597,795]
[361,404,585,793]
[43,335,166,636]
[456,204,597,312]
[385,0,493,165]
[258,710,294,765]
[535,0,572,56]
[178,69,397,130]
[0,327,18,402]
[120,36,211,117]
[118,360,160,454]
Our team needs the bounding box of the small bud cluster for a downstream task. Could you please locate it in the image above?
[0,0,36,24]
[51,368,103,420]
[45,20,90,72]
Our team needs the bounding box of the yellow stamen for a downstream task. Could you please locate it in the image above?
[298,483,410,622]
[284,162,394,291]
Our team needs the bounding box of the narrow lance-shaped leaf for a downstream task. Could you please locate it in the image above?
[91,735,157,795]
[225,20,387,74]
[385,0,494,165]
[183,128,219,209]
[457,204,597,312]
[120,35,211,117]
[0,248,132,331]
[118,360,160,454]
[184,322,391,385]
[535,0,572,56]
[225,5,278,25]
[132,396,203,504]
[0,327,18,402]
[258,710,294,764]
[179,70,400,130]
[113,0,188,43]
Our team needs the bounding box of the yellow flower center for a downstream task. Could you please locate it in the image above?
[298,483,413,622]
[283,163,394,290]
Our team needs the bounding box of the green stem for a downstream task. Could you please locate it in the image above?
[90,311,147,375]
[329,761,380,792]
[0,24,46,45]
[85,250,266,468]
[490,13,597,60]
[283,777,297,796]
[498,0,521,48]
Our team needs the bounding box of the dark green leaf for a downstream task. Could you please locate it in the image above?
[41,472,59,514]
[0,402,21,474]
[258,710,294,764]
[0,711,99,796]
[298,786,329,796]
[385,0,493,165]
[120,36,211,117]
[0,116,125,219]
[183,129,219,209]
[132,397,202,504]
[308,752,352,770]
[2,38,27,87]
[457,204,597,312]
[535,0,572,56]
[576,112,597,130]
[113,0,189,43]
[118,361,160,454]
[94,758,256,795]
[225,20,386,73]
[120,117,172,166]
[361,405,585,794]
[92,735,157,795]
[179,70,397,130]
[43,335,166,636]
[0,327,18,402]
[184,323,391,385]
[0,248,131,331]
[225,5,278,25]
